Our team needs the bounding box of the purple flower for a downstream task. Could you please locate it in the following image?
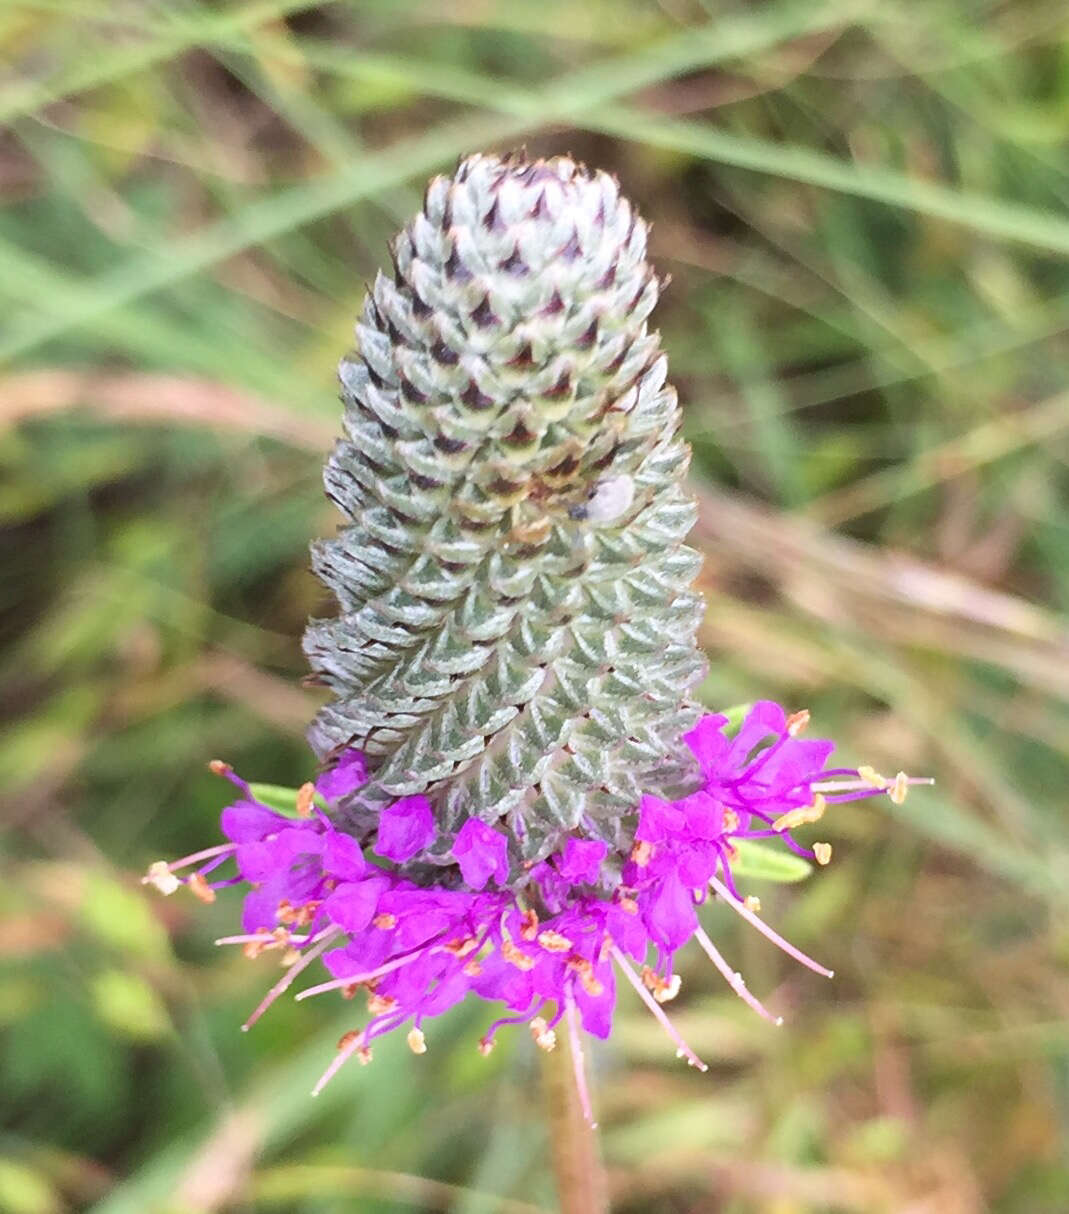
[374,795,435,862]
[144,706,929,1120]
[451,819,509,889]
[315,749,368,803]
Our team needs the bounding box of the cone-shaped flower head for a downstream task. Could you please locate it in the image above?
[145,154,930,1114]
[303,153,706,867]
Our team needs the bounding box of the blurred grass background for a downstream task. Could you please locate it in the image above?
[2,1,1068,1211]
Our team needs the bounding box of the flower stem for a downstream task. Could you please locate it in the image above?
[541,1037,609,1213]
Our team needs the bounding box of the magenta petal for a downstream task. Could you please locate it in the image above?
[452,818,509,889]
[556,837,607,884]
[635,795,686,843]
[641,870,697,951]
[323,831,367,881]
[316,750,368,802]
[221,801,289,843]
[323,876,389,933]
[375,796,435,862]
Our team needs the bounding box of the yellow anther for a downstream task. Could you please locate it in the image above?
[372,913,397,929]
[478,1037,496,1057]
[357,1047,373,1066]
[537,930,573,953]
[501,940,536,971]
[722,809,740,833]
[654,974,681,1004]
[529,1017,557,1051]
[772,794,826,833]
[407,1028,427,1055]
[187,872,217,904]
[143,861,180,896]
[743,895,762,914]
[890,771,910,805]
[813,842,833,866]
[786,709,810,736]
[367,993,398,1016]
[858,764,887,788]
[519,908,540,941]
[630,839,653,867]
[296,781,316,817]
[208,759,232,777]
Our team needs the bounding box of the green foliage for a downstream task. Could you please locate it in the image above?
[3,0,1068,1210]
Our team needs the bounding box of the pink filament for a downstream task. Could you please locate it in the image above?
[611,946,707,1071]
[242,930,341,1031]
[693,925,782,1025]
[565,996,596,1128]
[709,875,833,978]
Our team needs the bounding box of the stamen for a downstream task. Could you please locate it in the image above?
[312,1030,367,1096]
[295,946,431,1001]
[709,875,833,979]
[143,861,180,895]
[611,946,707,1071]
[529,1016,557,1050]
[565,997,596,1127]
[693,925,783,1025]
[296,782,316,817]
[786,709,810,736]
[813,842,832,865]
[407,1027,427,1054]
[771,794,826,833]
[187,872,217,903]
[242,930,340,1030]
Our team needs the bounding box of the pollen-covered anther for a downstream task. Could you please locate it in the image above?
[443,935,478,958]
[616,895,639,914]
[813,842,833,866]
[337,1029,362,1051]
[242,928,271,959]
[143,861,180,896]
[568,956,605,997]
[478,1036,495,1057]
[281,947,301,966]
[537,930,573,953]
[722,809,740,833]
[373,913,397,929]
[519,908,539,941]
[357,1046,373,1066]
[208,759,232,777]
[187,872,217,904]
[641,965,680,1003]
[786,709,811,736]
[502,940,536,970]
[772,793,827,833]
[529,1017,557,1051]
[858,764,887,788]
[890,771,910,805]
[292,900,321,927]
[276,899,296,924]
[407,1027,427,1055]
[743,895,762,914]
[630,840,654,867]
[463,958,483,977]
[295,781,316,817]
[367,993,398,1016]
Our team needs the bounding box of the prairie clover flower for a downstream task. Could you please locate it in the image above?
[145,154,927,1117]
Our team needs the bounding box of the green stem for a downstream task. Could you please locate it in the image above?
[541,1037,609,1214]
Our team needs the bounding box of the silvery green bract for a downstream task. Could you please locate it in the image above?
[303,154,706,866]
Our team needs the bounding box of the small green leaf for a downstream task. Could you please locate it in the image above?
[731,839,811,884]
[248,782,326,816]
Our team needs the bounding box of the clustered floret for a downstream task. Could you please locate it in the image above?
[146,702,925,1117]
